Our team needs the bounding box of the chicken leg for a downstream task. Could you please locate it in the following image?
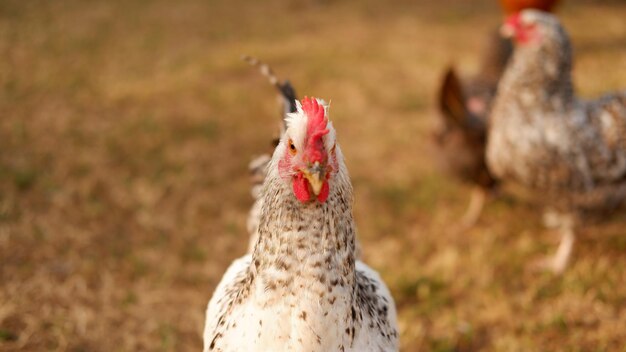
[458,186,487,230]
[533,214,575,274]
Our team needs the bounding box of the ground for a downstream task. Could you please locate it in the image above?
[1,0,626,351]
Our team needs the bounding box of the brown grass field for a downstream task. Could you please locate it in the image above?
[1,0,626,351]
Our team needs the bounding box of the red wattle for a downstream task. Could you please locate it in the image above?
[293,174,311,203]
[317,181,330,202]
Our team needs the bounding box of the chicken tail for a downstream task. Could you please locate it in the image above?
[241,55,298,132]
[438,66,469,128]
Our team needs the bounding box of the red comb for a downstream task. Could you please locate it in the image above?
[505,13,522,28]
[301,97,329,164]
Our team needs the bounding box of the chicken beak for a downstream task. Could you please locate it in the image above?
[302,162,325,196]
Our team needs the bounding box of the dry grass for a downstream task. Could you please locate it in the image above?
[1,0,625,351]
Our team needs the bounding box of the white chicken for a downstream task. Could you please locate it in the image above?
[203,97,399,351]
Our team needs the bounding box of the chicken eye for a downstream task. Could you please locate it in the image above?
[288,139,297,155]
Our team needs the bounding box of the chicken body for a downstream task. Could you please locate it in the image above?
[436,31,508,188]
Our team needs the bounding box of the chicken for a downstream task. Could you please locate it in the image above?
[499,0,560,15]
[241,55,299,253]
[436,0,559,229]
[435,38,506,228]
[486,10,626,274]
[204,97,399,351]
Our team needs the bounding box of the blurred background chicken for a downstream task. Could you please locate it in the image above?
[487,10,626,274]
[435,0,559,228]
[499,0,560,14]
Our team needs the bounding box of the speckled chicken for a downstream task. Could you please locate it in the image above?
[436,0,559,228]
[242,56,298,252]
[487,10,626,273]
[204,97,399,351]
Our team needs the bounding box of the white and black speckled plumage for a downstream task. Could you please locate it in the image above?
[204,100,398,351]
[246,154,271,252]
[486,10,626,272]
